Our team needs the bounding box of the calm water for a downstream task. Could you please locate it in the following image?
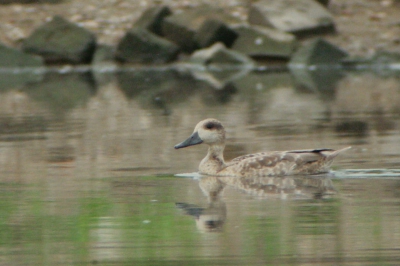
[0,67,400,265]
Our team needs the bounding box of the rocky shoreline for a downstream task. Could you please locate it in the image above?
[1,0,400,70]
[1,0,400,53]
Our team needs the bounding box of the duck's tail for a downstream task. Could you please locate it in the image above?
[324,146,351,160]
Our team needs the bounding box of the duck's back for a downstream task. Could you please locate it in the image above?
[218,148,350,177]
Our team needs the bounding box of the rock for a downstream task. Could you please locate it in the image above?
[289,38,346,97]
[289,38,348,67]
[369,50,400,65]
[190,68,246,89]
[189,43,255,67]
[0,42,43,68]
[91,45,117,85]
[248,0,335,36]
[115,27,180,64]
[194,19,238,49]
[188,43,255,89]
[134,5,172,36]
[22,15,96,64]
[162,5,241,52]
[342,50,400,75]
[231,24,297,58]
[0,42,44,90]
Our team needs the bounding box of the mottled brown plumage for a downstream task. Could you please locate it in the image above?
[174,118,350,177]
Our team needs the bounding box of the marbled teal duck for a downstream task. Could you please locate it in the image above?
[174,118,350,177]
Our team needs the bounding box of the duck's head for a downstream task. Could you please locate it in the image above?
[174,118,226,149]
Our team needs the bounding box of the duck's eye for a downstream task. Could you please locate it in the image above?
[205,122,214,129]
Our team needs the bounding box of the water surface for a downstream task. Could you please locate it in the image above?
[0,68,400,265]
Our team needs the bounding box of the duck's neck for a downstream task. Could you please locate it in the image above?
[199,144,226,175]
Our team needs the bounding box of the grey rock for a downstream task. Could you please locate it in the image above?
[232,24,297,58]
[194,19,238,49]
[0,42,44,90]
[116,27,180,64]
[370,50,400,65]
[22,15,96,64]
[0,42,43,68]
[289,38,348,67]
[189,43,255,89]
[342,50,400,76]
[91,45,117,85]
[162,5,241,52]
[248,0,335,36]
[190,43,255,67]
[134,5,172,36]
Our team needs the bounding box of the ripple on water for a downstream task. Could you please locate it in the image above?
[334,168,400,179]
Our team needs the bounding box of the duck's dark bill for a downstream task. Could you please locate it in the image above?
[174,132,203,149]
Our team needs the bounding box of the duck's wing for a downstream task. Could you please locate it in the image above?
[224,147,351,177]
[229,148,341,164]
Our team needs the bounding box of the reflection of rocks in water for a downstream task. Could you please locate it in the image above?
[47,145,75,163]
[117,69,197,99]
[190,67,251,90]
[288,39,347,100]
[176,176,226,232]
[330,73,400,138]
[335,121,369,137]
[373,112,397,134]
[150,86,194,115]
[149,76,204,114]
[219,175,337,200]
[118,69,206,114]
[233,71,293,95]
[200,82,237,105]
[118,68,240,113]
[289,67,344,101]
[332,73,400,114]
[0,115,48,141]
[239,86,327,132]
[233,71,295,125]
[23,72,95,117]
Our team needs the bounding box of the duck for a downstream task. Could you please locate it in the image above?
[174,118,351,177]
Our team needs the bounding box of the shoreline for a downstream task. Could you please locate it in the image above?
[0,0,400,57]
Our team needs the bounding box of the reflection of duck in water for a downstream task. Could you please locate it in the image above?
[219,175,337,200]
[176,176,226,232]
[175,118,350,177]
[176,175,336,233]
